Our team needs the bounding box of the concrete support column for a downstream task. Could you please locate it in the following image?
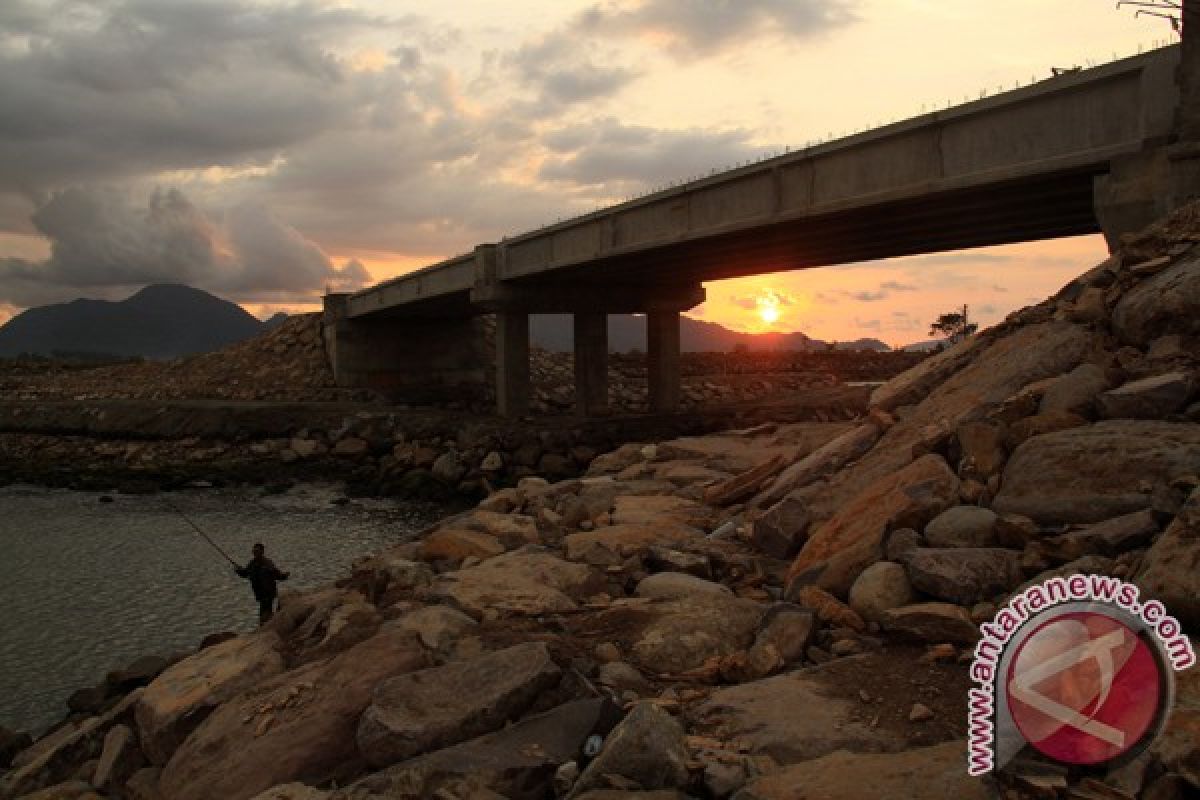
[496,311,530,417]
[646,309,681,413]
[573,312,608,417]
[1180,1,1200,141]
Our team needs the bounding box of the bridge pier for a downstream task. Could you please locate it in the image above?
[495,311,531,417]
[647,309,681,413]
[573,312,608,416]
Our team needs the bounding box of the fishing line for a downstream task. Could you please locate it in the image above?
[162,495,239,567]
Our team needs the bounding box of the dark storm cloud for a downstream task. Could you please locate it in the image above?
[539,118,771,186]
[0,0,408,212]
[575,0,859,58]
[0,187,368,307]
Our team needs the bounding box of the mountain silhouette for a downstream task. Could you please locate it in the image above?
[0,284,267,359]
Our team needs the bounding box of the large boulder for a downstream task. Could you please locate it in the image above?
[388,605,477,654]
[848,562,914,623]
[813,321,1098,522]
[563,523,705,566]
[356,642,562,769]
[904,548,1023,606]
[634,573,730,601]
[787,454,959,597]
[749,491,811,559]
[1112,253,1200,345]
[135,633,285,765]
[156,628,429,800]
[752,422,883,509]
[598,592,764,676]
[568,703,689,798]
[1095,372,1194,420]
[1136,488,1200,631]
[0,691,141,799]
[455,511,540,549]
[869,336,987,412]
[1039,509,1158,562]
[429,549,601,619]
[689,664,906,766]
[346,699,612,800]
[993,421,1200,523]
[878,602,979,645]
[1151,660,1200,789]
[732,741,988,800]
[418,529,505,563]
[610,495,714,530]
[1039,363,1109,417]
[922,506,998,548]
[632,595,764,675]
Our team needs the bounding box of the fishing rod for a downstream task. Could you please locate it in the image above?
[163,496,239,568]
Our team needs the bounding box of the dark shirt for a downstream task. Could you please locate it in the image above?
[236,556,288,601]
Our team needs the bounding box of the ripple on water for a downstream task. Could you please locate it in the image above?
[0,484,443,735]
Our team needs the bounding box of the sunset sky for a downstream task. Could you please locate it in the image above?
[0,1,1180,346]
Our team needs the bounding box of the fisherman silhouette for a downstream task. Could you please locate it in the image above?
[235,542,290,626]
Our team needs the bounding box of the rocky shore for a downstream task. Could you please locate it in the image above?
[0,332,887,499]
[2,204,1200,800]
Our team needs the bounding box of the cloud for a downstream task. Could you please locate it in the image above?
[0,186,367,307]
[729,288,796,310]
[843,290,887,302]
[539,118,771,187]
[575,0,859,58]
[854,317,881,331]
[880,280,917,291]
[503,34,639,111]
[0,0,408,213]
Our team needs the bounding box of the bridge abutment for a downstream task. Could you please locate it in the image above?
[322,293,491,402]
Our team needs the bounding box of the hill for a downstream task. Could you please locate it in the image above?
[0,285,267,359]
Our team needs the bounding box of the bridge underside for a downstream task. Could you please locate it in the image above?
[520,167,1104,288]
[323,42,1200,418]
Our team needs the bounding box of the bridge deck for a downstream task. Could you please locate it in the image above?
[347,45,1178,319]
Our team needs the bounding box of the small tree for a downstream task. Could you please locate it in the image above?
[929,304,978,344]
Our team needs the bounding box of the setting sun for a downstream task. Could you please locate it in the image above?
[758,300,780,325]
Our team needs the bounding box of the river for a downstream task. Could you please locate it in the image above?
[0,483,446,736]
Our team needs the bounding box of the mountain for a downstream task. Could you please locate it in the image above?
[0,284,266,359]
[263,312,290,331]
[831,338,891,352]
[529,314,826,353]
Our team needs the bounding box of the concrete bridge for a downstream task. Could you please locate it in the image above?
[325,42,1200,417]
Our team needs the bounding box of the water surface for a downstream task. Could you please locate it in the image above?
[0,484,443,735]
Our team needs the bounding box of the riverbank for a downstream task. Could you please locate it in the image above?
[2,204,1199,799]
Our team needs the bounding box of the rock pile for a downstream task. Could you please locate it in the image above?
[3,204,1200,799]
[2,313,919,416]
[0,315,352,404]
